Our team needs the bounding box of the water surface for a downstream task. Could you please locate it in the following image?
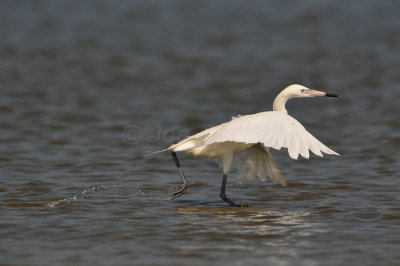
[1,1,399,265]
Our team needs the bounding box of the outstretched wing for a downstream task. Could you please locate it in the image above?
[204,111,339,160]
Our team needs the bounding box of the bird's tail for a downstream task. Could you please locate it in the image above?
[143,148,171,157]
[234,144,287,187]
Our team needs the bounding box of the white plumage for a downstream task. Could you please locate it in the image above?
[172,111,338,160]
[156,84,339,206]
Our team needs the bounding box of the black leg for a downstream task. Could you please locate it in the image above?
[220,174,241,207]
[169,151,187,200]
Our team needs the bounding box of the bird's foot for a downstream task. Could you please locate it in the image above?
[221,194,249,207]
[238,201,249,207]
[230,201,249,207]
[168,183,187,200]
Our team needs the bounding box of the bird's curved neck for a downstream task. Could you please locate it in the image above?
[273,92,289,114]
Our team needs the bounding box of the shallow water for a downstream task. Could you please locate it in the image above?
[1,0,400,265]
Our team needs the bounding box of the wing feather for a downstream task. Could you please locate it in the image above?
[288,130,299,159]
[268,116,283,150]
[305,131,323,157]
[296,125,310,159]
[203,111,338,160]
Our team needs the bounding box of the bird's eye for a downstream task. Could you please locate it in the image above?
[301,89,305,93]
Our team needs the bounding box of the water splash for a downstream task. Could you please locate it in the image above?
[46,185,156,208]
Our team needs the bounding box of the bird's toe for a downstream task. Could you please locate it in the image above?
[168,184,187,200]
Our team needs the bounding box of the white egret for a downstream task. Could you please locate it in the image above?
[155,84,339,207]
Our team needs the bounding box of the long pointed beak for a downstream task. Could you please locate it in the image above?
[324,93,338,97]
[307,90,338,97]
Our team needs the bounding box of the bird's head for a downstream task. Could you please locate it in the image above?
[273,84,338,113]
[284,84,338,98]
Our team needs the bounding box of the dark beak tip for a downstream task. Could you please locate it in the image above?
[325,93,338,97]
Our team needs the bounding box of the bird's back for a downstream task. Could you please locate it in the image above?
[168,111,338,160]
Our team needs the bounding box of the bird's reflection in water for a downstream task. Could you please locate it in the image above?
[173,205,320,247]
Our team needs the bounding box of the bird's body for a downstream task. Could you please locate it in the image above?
[156,84,339,206]
[170,111,338,160]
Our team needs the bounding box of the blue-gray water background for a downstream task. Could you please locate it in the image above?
[1,1,399,265]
